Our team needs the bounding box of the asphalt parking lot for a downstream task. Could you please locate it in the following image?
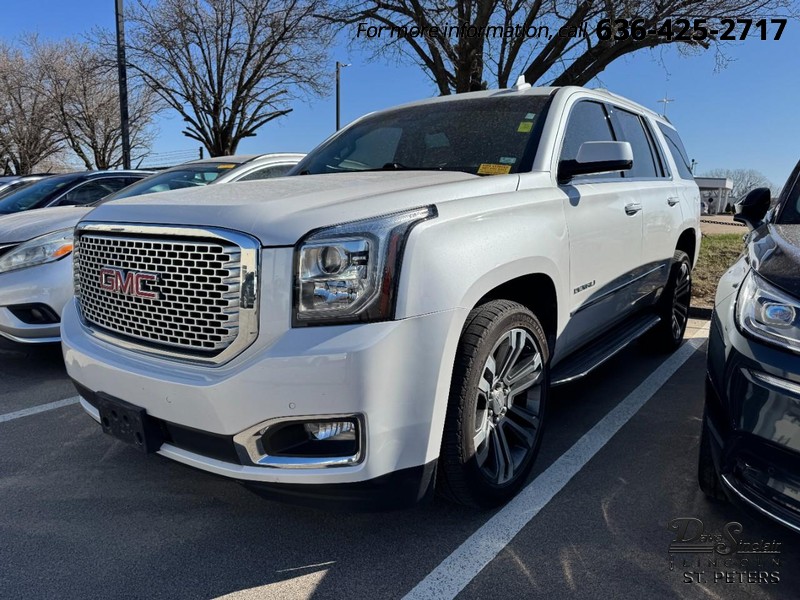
[2,318,798,600]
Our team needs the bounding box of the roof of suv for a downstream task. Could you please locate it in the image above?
[371,85,672,129]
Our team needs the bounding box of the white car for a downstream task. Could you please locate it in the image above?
[0,154,303,344]
[62,85,700,509]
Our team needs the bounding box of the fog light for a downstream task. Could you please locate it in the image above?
[304,420,356,441]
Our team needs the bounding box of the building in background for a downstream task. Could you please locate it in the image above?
[695,177,733,215]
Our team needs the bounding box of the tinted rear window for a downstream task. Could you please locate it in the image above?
[657,123,693,180]
[615,109,658,179]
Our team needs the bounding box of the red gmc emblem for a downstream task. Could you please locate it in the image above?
[99,267,159,299]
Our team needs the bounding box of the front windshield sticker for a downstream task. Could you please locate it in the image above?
[477,163,512,175]
[525,113,536,120]
[499,157,517,164]
[216,164,237,169]
[517,121,533,133]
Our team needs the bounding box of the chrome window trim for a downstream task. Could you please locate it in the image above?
[233,413,365,469]
[74,221,260,366]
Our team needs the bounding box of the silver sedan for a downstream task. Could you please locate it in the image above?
[0,153,303,343]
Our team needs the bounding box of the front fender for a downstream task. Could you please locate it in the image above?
[393,193,568,462]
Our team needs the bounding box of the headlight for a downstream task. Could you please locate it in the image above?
[736,270,800,354]
[293,206,436,326]
[0,228,74,274]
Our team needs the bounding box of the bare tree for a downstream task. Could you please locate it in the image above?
[703,167,779,200]
[34,39,160,170]
[333,0,794,94]
[0,43,63,175]
[99,0,330,157]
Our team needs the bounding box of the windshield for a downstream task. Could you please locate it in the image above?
[0,180,37,201]
[99,162,243,203]
[778,163,800,225]
[0,176,74,214]
[294,96,549,176]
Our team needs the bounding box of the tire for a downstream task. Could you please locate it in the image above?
[698,412,727,502]
[642,250,692,353]
[437,300,549,508]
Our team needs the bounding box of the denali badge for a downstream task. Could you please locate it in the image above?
[99,267,159,299]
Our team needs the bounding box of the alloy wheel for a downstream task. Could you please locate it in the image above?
[473,328,544,485]
[671,261,691,340]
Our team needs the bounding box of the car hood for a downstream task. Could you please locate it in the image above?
[750,223,800,298]
[83,171,516,245]
[0,206,92,244]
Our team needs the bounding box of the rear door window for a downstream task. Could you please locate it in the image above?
[613,109,658,179]
[657,124,694,180]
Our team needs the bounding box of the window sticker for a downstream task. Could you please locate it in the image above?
[517,121,533,133]
[216,164,237,170]
[524,113,536,120]
[499,157,517,164]
[477,163,512,175]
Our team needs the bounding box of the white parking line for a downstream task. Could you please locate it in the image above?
[0,396,80,424]
[404,327,709,600]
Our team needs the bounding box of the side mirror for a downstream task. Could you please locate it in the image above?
[558,141,633,184]
[734,187,771,230]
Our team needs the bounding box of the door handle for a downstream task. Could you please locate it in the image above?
[624,202,642,215]
[667,196,680,206]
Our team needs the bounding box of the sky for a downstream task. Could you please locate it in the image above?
[1,2,798,187]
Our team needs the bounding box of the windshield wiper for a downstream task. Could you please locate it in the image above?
[353,163,448,172]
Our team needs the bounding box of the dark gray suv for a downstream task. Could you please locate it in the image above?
[701,160,800,532]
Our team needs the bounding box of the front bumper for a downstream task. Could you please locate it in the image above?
[0,257,73,343]
[706,302,800,532]
[62,298,466,500]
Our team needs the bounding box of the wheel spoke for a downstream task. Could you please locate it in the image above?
[501,417,536,450]
[509,404,540,430]
[491,425,515,484]
[478,371,492,396]
[496,330,525,384]
[483,354,497,384]
[473,422,490,465]
[475,433,490,466]
[507,352,542,397]
[672,315,682,338]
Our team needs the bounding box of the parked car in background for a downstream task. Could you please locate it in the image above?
[102,153,305,201]
[0,174,50,199]
[0,171,150,215]
[701,160,800,532]
[61,86,700,509]
[0,154,304,344]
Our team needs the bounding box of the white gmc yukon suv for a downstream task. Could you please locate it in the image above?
[62,85,700,509]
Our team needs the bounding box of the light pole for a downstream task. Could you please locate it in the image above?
[335,61,350,131]
[115,0,131,170]
[657,93,674,119]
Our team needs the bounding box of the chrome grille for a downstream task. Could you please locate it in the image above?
[75,226,255,358]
